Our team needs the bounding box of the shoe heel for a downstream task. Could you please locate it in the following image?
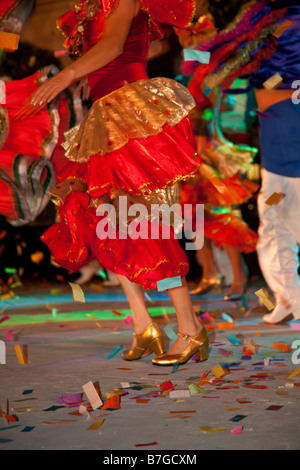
[150,337,165,357]
[194,343,209,362]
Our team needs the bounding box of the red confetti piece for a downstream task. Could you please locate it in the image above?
[111,310,123,317]
[135,442,158,447]
[101,395,121,410]
[159,380,175,391]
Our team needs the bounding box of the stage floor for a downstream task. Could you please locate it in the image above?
[0,278,299,451]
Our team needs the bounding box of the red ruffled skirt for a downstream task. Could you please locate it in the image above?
[41,77,201,289]
[180,135,259,253]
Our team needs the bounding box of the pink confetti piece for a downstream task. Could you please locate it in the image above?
[231,426,244,435]
[54,50,69,57]
[290,323,300,330]
[5,330,13,341]
[266,405,283,411]
[244,304,258,318]
[201,312,212,322]
[0,315,9,324]
[124,315,132,325]
[57,393,83,404]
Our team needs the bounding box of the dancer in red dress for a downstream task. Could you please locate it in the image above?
[17,0,209,366]
[176,10,259,300]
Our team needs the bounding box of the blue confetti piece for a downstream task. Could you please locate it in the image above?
[222,312,234,323]
[43,405,66,412]
[203,86,212,97]
[172,363,180,374]
[21,426,35,432]
[226,333,241,346]
[164,325,178,342]
[229,415,247,422]
[241,296,247,308]
[106,344,122,359]
[157,276,182,291]
[183,49,211,64]
[0,425,21,431]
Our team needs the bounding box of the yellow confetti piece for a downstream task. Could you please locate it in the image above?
[244,339,257,354]
[225,406,246,411]
[163,309,170,321]
[14,345,28,365]
[254,288,274,310]
[288,367,300,379]
[0,31,20,52]
[11,406,38,411]
[87,419,105,430]
[212,364,229,378]
[199,426,228,434]
[68,282,85,303]
[30,251,44,264]
[263,73,283,90]
[265,192,285,206]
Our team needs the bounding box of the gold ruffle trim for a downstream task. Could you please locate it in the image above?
[62,77,195,163]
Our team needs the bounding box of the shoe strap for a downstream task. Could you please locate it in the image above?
[178,331,204,346]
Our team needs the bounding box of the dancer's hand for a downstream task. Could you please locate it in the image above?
[15,68,75,119]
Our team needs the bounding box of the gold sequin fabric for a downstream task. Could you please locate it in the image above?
[200,141,258,179]
[0,106,9,149]
[62,77,196,162]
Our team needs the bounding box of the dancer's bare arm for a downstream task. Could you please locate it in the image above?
[17,0,140,118]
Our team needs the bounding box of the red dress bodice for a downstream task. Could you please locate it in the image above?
[84,9,149,102]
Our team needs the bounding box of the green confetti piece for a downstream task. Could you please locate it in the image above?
[189,384,210,395]
[4,267,17,274]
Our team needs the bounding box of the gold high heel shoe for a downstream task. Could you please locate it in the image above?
[122,322,165,361]
[152,328,209,366]
[190,276,222,296]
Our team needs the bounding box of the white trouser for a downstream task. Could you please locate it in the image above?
[257,169,300,309]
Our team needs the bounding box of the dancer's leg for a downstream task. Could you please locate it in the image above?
[116,274,204,356]
[115,273,152,336]
[223,244,247,296]
[256,170,300,322]
[190,236,221,295]
[197,237,218,280]
[166,279,203,355]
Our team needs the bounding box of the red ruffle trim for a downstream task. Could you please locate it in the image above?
[181,173,257,207]
[41,190,189,289]
[62,117,199,198]
[204,213,258,253]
